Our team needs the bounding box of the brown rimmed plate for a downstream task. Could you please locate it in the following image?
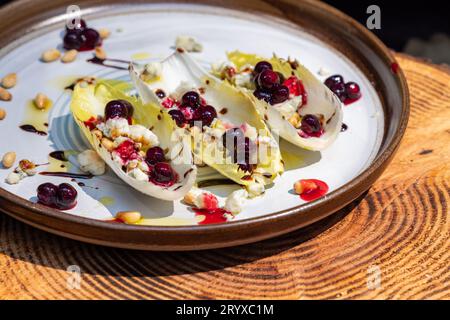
[0,0,409,250]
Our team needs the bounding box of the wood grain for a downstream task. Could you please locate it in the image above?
[0,54,449,300]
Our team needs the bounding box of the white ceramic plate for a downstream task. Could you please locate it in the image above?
[0,3,384,227]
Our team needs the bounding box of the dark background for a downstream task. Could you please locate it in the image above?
[0,0,449,62]
[324,0,450,49]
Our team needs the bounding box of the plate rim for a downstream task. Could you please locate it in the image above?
[0,0,409,250]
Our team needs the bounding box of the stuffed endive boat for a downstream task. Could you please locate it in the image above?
[129,49,284,196]
[211,51,343,151]
[70,80,197,201]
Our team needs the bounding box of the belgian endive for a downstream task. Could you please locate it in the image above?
[70,80,197,201]
[212,51,343,151]
[130,50,284,195]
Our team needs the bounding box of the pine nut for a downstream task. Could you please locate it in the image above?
[293,180,304,194]
[0,87,12,101]
[101,138,114,151]
[294,179,318,195]
[61,49,78,63]
[34,93,49,110]
[41,49,61,62]
[2,152,16,169]
[116,211,141,224]
[98,28,110,39]
[2,73,17,89]
[94,46,107,60]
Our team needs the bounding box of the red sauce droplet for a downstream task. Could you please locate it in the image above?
[83,117,98,130]
[298,179,329,202]
[194,208,229,225]
[390,62,400,74]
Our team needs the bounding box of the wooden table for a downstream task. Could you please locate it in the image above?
[0,54,448,300]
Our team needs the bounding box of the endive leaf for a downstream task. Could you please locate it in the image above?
[222,51,343,151]
[130,50,284,188]
[70,81,197,201]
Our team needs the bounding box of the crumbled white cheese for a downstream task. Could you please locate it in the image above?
[275,95,302,119]
[223,212,235,221]
[140,62,162,82]
[129,125,159,147]
[246,180,265,198]
[234,72,254,90]
[77,150,106,176]
[171,82,197,102]
[101,118,130,139]
[318,67,331,77]
[128,167,148,181]
[175,36,203,52]
[5,171,23,185]
[138,160,149,173]
[224,189,248,214]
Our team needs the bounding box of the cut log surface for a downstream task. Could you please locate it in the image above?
[0,54,449,300]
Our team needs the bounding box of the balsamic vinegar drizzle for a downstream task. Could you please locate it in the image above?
[197,179,235,188]
[39,172,93,179]
[19,124,47,136]
[86,57,130,70]
[49,151,68,162]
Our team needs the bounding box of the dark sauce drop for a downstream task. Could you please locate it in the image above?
[20,124,47,136]
[40,171,93,179]
[341,123,348,132]
[86,57,129,70]
[49,151,68,162]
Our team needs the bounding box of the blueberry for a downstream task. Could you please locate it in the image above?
[55,183,78,210]
[254,61,273,74]
[324,74,344,89]
[37,183,58,206]
[300,114,322,135]
[146,147,165,165]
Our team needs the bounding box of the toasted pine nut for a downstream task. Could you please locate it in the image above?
[34,93,50,110]
[61,49,78,63]
[2,152,16,169]
[183,192,196,206]
[101,138,114,151]
[116,211,141,224]
[98,28,110,39]
[294,179,318,195]
[0,108,5,120]
[94,46,107,60]
[41,49,61,62]
[293,180,304,194]
[0,87,12,101]
[2,73,17,89]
